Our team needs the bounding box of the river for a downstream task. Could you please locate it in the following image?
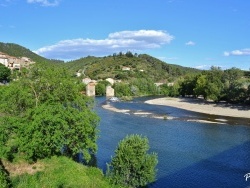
[95,96,250,188]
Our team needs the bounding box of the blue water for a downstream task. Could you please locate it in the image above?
[95,97,250,188]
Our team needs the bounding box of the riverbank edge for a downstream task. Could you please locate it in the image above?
[144,97,250,119]
[102,103,228,124]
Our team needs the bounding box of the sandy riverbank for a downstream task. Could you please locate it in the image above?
[145,97,250,119]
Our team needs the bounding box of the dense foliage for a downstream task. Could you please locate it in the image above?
[95,80,111,96]
[0,160,11,188]
[178,67,250,103]
[64,52,200,82]
[107,135,158,188]
[0,63,99,162]
[0,64,11,82]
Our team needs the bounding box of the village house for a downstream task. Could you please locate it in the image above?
[122,66,131,71]
[154,83,164,87]
[0,52,35,70]
[167,82,174,86]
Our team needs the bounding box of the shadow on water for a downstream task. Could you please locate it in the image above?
[153,140,250,188]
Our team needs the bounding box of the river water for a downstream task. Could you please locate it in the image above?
[95,97,250,188]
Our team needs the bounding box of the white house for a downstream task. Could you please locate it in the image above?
[122,66,131,71]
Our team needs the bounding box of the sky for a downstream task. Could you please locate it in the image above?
[1,0,250,70]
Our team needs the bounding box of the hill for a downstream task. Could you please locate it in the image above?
[0,42,201,82]
[65,53,201,82]
[0,42,64,64]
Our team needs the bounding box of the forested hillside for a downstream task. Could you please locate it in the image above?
[0,42,64,64]
[65,52,201,82]
[1,42,249,103]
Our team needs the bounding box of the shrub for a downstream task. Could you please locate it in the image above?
[107,135,158,188]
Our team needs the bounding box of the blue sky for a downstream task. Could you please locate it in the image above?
[1,0,250,70]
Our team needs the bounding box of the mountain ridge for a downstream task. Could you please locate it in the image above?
[0,42,201,82]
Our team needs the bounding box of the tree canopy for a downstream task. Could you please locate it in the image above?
[0,63,99,162]
[107,134,158,188]
[0,64,11,82]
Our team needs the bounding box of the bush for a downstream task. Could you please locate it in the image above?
[107,135,158,188]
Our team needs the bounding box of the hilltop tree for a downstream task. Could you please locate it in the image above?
[107,135,158,188]
[125,51,133,57]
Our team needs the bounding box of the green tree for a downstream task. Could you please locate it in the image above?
[159,83,170,96]
[247,85,250,104]
[0,63,99,162]
[17,103,99,162]
[224,67,243,86]
[179,75,196,97]
[193,74,207,99]
[0,64,11,82]
[130,78,158,96]
[95,83,106,96]
[114,83,132,97]
[107,135,158,188]
[205,67,224,102]
[224,68,245,102]
[95,80,111,96]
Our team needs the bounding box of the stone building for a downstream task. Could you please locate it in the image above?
[86,82,96,97]
[106,85,114,97]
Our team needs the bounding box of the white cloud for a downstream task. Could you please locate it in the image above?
[27,0,59,7]
[185,41,195,46]
[34,30,174,59]
[158,57,178,61]
[195,64,227,70]
[195,65,210,70]
[224,48,250,56]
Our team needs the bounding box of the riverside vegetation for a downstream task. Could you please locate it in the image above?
[0,61,158,187]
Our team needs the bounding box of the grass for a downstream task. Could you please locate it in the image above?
[10,156,118,188]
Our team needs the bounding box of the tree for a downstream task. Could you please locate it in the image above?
[125,51,133,58]
[17,103,99,162]
[95,83,106,96]
[0,64,11,82]
[224,68,245,102]
[0,63,99,162]
[178,75,196,97]
[114,82,131,97]
[107,135,158,188]
[194,74,207,99]
[205,67,224,102]
[95,80,111,96]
